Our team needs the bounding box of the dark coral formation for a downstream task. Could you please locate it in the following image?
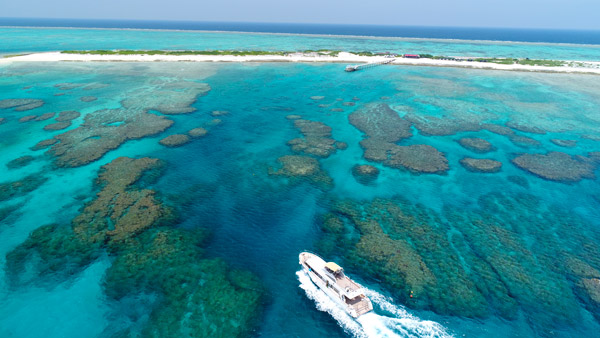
[482,123,515,136]
[349,103,449,174]
[6,156,35,169]
[121,81,210,115]
[43,121,71,131]
[211,110,229,116]
[55,110,81,122]
[286,114,302,120]
[349,103,412,143]
[0,99,44,112]
[80,96,97,102]
[35,112,55,121]
[460,158,502,173]
[457,137,494,153]
[269,155,332,188]
[159,134,191,147]
[386,145,449,174]
[318,193,600,335]
[512,152,597,182]
[506,121,547,135]
[49,108,173,167]
[404,113,481,136]
[509,134,541,147]
[310,96,325,100]
[19,115,37,123]
[31,138,58,151]
[0,174,47,202]
[54,83,83,90]
[351,164,379,184]
[5,157,264,337]
[551,139,577,148]
[287,119,344,158]
[0,117,5,125]
[188,127,208,138]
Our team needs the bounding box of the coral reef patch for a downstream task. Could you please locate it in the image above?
[0,99,44,112]
[269,155,332,188]
[317,192,600,335]
[512,151,597,182]
[460,158,502,173]
[6,156,35,169]
[551,139,577,148]
[55,110,81,122]
[351,164,379,184]
[43,121,71,131]
[5,157,265,337]
[49,108,173,167]
[457,137,495,153]
[159,134,191,147]
[0,174,47,202]
[80,96,97,102]
[188,127,208,138]
[287,119,344,158]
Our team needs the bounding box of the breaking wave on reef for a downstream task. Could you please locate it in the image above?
[297,270,452,338]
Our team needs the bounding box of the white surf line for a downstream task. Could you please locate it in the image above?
[2,52,600,75]
[297,270,453,338]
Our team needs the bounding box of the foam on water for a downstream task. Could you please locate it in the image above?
[297,270,453,338]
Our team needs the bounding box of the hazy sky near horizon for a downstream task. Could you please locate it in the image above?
[1,0,599,30]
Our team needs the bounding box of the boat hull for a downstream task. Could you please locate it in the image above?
[299,252,372,318]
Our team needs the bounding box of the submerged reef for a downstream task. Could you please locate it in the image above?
[80,96,97,102]
[188,127,208,138]
[386,144,449,174]
[318,193,600,335]
[288,119,345,158]
[460,157,502,173]
[404,113,481,136]
[0,174,47,202]
[269,155,332,188]
[49,108,173,167]
[121,80,210,115]
[31,138,58,151]
[159,134,191,147]
[35,112,55,121]
[512,151,597,182]
[351,164,379,184]
[551,139,577,148]
[55,110,81,122]
[6,156,35,169]
[457,137,495,153]
[43,121,71,131]
[0,98,44,112]
[506,121,547,135]
[19,115,37,123]
[509,134,542,147]
[349,103,449,174]
[5,157,264,337]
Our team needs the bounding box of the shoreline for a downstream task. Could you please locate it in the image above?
[2,51,600,75]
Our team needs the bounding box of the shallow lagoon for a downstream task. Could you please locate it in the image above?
[1,61,600,337]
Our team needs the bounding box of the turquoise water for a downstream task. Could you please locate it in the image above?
[1,59,600,338]
[2,27,600,60]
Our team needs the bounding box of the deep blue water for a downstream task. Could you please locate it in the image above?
[2,18,600,45]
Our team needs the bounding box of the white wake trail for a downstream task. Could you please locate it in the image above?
[297,270,453,338]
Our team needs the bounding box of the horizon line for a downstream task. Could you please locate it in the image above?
[2,17,600,32]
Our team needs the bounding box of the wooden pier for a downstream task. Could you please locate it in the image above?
[345,58,395,72]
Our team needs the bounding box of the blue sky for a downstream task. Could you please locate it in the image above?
[1,0,599,30]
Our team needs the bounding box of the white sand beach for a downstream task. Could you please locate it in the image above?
[2,51,600,75]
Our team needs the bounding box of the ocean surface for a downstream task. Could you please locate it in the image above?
[1,23,600,338]
[1,19,600,60]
